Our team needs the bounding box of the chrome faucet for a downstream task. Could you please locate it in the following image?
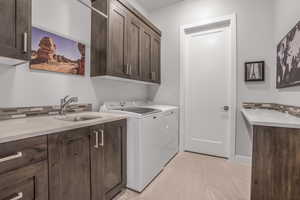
[60,95,78,115]
[120,101,126,107]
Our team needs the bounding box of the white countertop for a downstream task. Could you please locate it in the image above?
[0,112,127,144]
[241,108,300,129]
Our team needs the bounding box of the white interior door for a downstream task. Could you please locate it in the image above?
[185,27,231,158]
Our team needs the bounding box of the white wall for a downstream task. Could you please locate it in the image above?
[0,0,149,110]
[130,0,151,17]
[148,0,276,156]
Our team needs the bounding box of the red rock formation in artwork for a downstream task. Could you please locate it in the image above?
[36,37,57,63]
[31,36,85,75]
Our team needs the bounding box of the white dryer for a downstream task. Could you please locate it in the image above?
[100,102,179,192]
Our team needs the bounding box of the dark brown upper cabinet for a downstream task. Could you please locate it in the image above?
[127,14,142,80]
[140,28,152,82]
[0,0,31,65]
[108,2,129,78]
[151,33,161,84]
[91,0,161,84]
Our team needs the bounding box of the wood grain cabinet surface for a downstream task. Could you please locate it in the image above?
[48,128,92,200]
[103,120,127,200]
[91,0,161,84]
[0,0,31,62]
[48,120,127,200]
[251,126,300,200]
[0,137,48,200]
[0,120,127,200]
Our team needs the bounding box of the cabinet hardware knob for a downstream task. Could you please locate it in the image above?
[9,192,23,200]
[100,129,104,147]
[0,152,23,163]
[94,130,99,149]
[23,32,27,53]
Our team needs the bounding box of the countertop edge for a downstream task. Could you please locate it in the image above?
[241,109,300,129]
[0,115,127,144]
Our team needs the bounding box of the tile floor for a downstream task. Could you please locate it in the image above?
[114,152,251,200]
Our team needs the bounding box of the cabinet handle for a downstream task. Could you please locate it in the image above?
[9,192,23,200]
[100,129,104,147]
[125,64,130,75]
[151,72,156,81]
[129,65,132,75]
[23,32,28,53]
[0,152,22,163]
[94,130,99,149]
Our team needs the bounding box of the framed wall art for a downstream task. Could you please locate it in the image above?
[277,20,300,88]
[245,61,265,82]
[31,26,86,76]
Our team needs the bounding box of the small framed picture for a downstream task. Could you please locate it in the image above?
[245,61,265,82]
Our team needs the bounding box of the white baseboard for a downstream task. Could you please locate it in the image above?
[234,155,252,165]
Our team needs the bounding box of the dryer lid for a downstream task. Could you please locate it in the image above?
[112,107,161,115]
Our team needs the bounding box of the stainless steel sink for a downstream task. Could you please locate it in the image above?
[55,115,103,122]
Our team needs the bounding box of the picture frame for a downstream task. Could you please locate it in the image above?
[30,26,86,76]
[245,61,265,82]
[276,20,300,89]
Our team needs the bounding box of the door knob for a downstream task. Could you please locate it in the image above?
[223,106,229,111]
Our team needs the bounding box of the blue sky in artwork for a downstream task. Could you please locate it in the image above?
[32,27,83,60]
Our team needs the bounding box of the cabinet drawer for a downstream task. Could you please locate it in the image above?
[0,161,48,200]
[0,178,34,200]
[0,136,47,174]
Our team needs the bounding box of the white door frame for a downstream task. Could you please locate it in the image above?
[179,14,237,160]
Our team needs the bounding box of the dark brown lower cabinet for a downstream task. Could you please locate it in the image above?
[48,120,127,200]
[103,120,127,199]
[0,120,126,200]
[0,161,48,200]
[91,124,105,200]
[48,128,92,200]
[251,126,300,200]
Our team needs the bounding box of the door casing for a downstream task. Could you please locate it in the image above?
[179,14,237,160]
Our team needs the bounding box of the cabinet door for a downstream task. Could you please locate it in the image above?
[91,0,108,76]
[127,15,142,80]
[109,2,129,77]
[0,0,31,61]
[151,33,161,83]
[90,125,105,200]
[0,136,47,175]
[48,128,91,200]
[0,161,48,200]
[141,27,152,82]
[103,120,127,199]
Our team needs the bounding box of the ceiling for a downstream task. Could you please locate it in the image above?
[135,0,183,11]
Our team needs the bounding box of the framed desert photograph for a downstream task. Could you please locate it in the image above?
[31,27,85,75]
[277,20,300,88]
[245,61,265,82]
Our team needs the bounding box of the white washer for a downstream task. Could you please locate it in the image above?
[100,102,179,192]
[144,104,179,166]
